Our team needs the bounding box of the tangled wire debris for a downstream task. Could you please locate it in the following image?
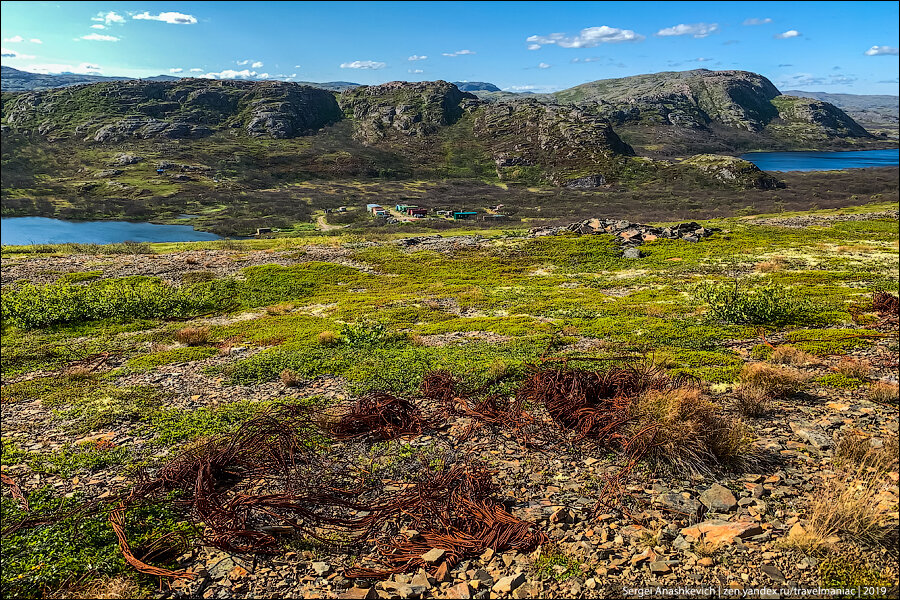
[874,291,899,322]
[327,393,428,440]
[2,359,750,586]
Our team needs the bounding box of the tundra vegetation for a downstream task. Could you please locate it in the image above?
[1,200,898,598]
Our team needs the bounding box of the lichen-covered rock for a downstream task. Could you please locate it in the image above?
[339,81,476,142]
[473,101,634,184]
[677,154,784,189]
[2,79,341,141]
[770,95,872,138]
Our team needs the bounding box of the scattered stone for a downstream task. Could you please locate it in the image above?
[700,483,738,512]
[789,422,833,451]
[421,548,446,565]
[492,573,526,594]
[681,520,765,545]
[311,562,331,577]
[761,564,786,583]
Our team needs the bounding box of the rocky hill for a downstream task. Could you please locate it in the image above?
[551,69,880,155]
[2,78,344,140]
[783,90,899,136]
[0,72,888,211]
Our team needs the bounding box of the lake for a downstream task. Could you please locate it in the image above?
[0,217,222,246]
[741,148,899,172]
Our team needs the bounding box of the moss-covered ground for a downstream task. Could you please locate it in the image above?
[1,201,897,597]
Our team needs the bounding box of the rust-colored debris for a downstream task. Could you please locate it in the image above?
[873,291,899,322]
[327,393,428,440]
[1,473,29,512]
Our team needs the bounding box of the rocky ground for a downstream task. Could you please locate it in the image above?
[2,319,897,599]
[2,217,898,599]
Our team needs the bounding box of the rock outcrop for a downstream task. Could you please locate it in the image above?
[338,80,477,142]
[530,218,718,251]
[2,79,342,142]
[473,101,634,183]
[676,154,784,189]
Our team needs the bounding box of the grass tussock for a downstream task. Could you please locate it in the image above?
[868,381,899,404]
[317,330,340,347]
[755,257,786,273]
[805,432,899,549]
[266,302,295,315]
[625,387,756,475]
[733,385,771,418]
[739,363,808,397]
[834,358,871,380]
[175,326,210,346]
[770,345,817,366]
[280,369,304,387]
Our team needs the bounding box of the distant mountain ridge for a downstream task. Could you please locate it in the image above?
[0,66,359,93]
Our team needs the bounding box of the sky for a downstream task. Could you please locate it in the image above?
[1,1,898,95]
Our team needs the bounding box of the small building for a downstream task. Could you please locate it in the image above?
[407,208,428,218]
[396,203,418,212]
[255,227,273,236]
[436,210,453,217]
[453,211,478,220]
[371,205,387,217]
[366,203,381,211]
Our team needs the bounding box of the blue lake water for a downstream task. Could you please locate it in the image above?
[741,148,899,172]
[0,217,221,246]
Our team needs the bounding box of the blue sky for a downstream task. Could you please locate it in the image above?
[1,1,898,94]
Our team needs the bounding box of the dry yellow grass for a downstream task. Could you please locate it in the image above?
[739,363,808,397]
[770,345,817,366]
[733,385,771,417]
[869,381,899,403]
[53,576,146,599]
[280,369,303,387]
[175,326,210,346]
[317,330,339,346]
[755,257,787,272]
[835,357,871,380]
[626,388,756,474]
[266,302,295,315]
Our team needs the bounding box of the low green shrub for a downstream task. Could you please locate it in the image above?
[695,280,814,326]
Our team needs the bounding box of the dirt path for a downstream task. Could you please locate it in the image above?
[316,215,343,231]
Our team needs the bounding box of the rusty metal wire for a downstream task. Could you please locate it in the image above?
[327,393,428,441]
[874,291,899,323]
[109,504,195,580]
[1,473,29,512]
[345,459,547,578]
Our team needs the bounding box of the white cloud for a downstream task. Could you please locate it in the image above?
[169,67,183,73]
[502,84,560,93]
[92,11,125,25]
[236,59,250,65]
[526,26,644,49]
[865,45,899,56]
[695,57,711,62]
[91,24,106,29]
[201,69,265,80]
[3,35,24,43]
[29,38,42,44]
[1,47,35,59]
[743,18,772,26]
[340,60,386,69]
[257,73,270,79]
[571,56,603,63]
[774,30,801,39]
[289,73,297,78]
[80,33,119,42]
[294,64,301,68]
[538,62,551,69]
[251,61,263,68]
[408,68,424,73]
[408,54,427,61]
[656,23,719,38]
[189,67,204,72]
[21,62,102,74]
[133,11,198,25]
[442,49,475,56]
